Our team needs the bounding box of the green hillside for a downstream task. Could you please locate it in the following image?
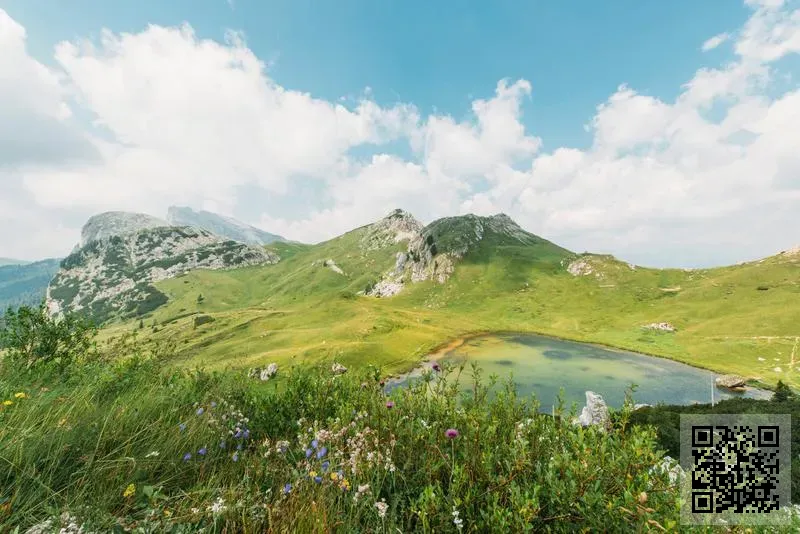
[96,213,800,388]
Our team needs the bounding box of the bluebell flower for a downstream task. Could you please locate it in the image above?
[314,476,322,484]
[179,423,186,432]
[198,447,207,456]
[183,452,191,461]
[234,429,242,439]
[311,439,319,449]
[243,429,250,440]
[236,443,243,450]
[196,407,204,416]
[321,461,330,472]
[283,483,292,494]
[232,452,239,462]
[316,446,328,459]
[219,440,226,449]
[305,448,313,458]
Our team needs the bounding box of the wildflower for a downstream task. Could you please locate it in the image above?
[309,470,318,478]
[386,401,395,409]
[276,440,289,453]
[243,429,250,439]
[14,392,27,399]
[452,506,464,530]
[375,499,388,518]
[163,510,173,518]
[340,478,351,491]
[210,401,217,408]
[445,428,459,439]
[123,483,136,498]
[321,460,330,472]
[305,448,313,458]
[311,439,319,449]
[145,451,160,458]
[330,472,339,481]
[198,447,207,456]
[179,423,186,432]
[354,484,370,502]
[220,440,227,449]
[314,476,323,484]
[183,453,192,461]
[232,452,239,462]
[196,407,204,416]
[2,400,13,406]
[236,443,243,450]
[283,483,292,494]
[431,362,441,372]
[209,497,226,514]
[317,446,328,459]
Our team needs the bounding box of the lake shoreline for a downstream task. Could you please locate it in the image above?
[402,329,775,397]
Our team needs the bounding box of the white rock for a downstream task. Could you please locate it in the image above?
[642,322,677,333]
[331,362,348,375]
[574,391,611,431]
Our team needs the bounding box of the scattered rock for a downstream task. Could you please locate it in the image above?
[248,363,278,381]
[715,375,747,389]
[649,455,683,487]
[633,403,652,411]
[331,362,348,375]
[567,259,594,277]
[322,259,345,276]
[573,391,611,431]
[642,322,677,333]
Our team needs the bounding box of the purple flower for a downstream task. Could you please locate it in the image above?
[179,423,186,432]
[311,439,319,449]
[321,461,330,472]
[386,401,395,409]
[196,407,204,416]
[234,429,242,439]
[314,475,322,484]
[243,429,250,440]
[305,448,313,458]
[431,361,441,372]
[219,440,226,449]
[445,428,459,439]
[210,401,217,408]
[183,452,192,461]
[198,447,207,456]
[316,446,328,459]
[232,452,239,462]
[236,443,243,450]
[283,483,292,494]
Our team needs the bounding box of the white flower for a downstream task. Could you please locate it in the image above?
[374,499,388,518]
[452,507,464,530]
[208,497,227,515]
[144,451,160,458]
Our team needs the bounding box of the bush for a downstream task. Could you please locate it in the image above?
[0,302,96,372]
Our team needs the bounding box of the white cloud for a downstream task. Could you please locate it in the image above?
[0,1,799,266]
[702,32,730,51]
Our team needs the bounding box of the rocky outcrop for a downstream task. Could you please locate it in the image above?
[359,209,423,251]
[365,212,564,297]
[47,215,279,323]
[573,391,611,431]
[81,211,169,247]
[715,375,747,389]
[249,363,278,381]
[642,322,677,333]
[166,206,285,245]
[323,259,345,276]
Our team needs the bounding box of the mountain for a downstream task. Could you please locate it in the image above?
[46,212,280,324]
[0,258,30,267]
[0,258,61,312]
[166,206,286,245]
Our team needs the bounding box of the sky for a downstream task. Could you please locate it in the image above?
[1,0,799,267]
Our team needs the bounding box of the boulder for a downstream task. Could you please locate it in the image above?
[573,391,611,431]
[633,403,652,411]
[715,375,747,389]
[331,362,348,375]
[642,322,676,333]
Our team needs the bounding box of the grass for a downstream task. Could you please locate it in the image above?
[95,221,800,390]
[0,338,726,533]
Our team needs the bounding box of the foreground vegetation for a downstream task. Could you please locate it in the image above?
[4,306,800,532]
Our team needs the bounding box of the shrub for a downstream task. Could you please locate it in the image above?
[0,302,96,372]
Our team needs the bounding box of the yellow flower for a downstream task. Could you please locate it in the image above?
[14,392,26,399]
[309,470,317,478]
[330,472,339,481]
[123,483,136,498]
[2,400,12,406]
[163,510,173,518]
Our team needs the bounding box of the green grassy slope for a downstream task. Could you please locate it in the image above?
[99,215,800,388]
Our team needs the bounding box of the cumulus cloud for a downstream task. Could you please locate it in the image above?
[0,1,799,267]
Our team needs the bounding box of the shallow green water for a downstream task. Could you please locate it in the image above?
[390,333,771,409]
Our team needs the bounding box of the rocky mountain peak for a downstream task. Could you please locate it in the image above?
[166,206,285,245]
[360,209,423,251]
[81,211,169,247]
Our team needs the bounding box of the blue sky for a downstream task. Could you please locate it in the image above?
[5,0,751,151]
[1,0,799,267]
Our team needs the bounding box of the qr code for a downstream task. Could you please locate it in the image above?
[680,414,791,526]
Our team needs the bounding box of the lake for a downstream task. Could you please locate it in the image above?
[387,333,771,409]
